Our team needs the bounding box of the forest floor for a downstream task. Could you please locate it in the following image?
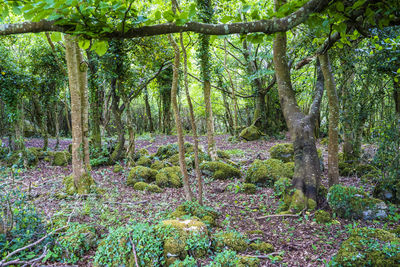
[1,134,396,266]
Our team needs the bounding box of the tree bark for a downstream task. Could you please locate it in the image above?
[64,34,93,194]
[224,38,239,136]
[168,34,194,201]
[143,86,154,132]
[319,53,339,187]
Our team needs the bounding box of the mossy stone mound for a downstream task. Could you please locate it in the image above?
[52,151,71,166]
[242,183,257,194]
[200,161,241,180]
[327,184,387,220]
[127,166,157,186]
[133,181,149,191]
[133,182,163,193]
[239,125,261,141]
[136,156,152,167]
[113,164,123,173]
[160,218,208,266]
[269,143,294,162]
[151,160,166,170]
[249,241,274,253]
[332,227,400,266]
[155,144,179,159]
[315,210,332,224]
[245,159,291,186]
[214,231,248,252]
[156,166,183,188]
[355,163,377,176]
[217,150,231,159]
[170,201,219,227]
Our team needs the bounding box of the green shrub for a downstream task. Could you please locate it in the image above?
[93,223,165,266]
[170,256,197,267]
[208,250,240,266]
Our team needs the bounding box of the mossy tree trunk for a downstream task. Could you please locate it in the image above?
[64,34,93,194]
[273,0,324,210]
[319,53,339,187]
[180,32,203,205]
[144,86,154,132]
[168,33,194,201]
[197,0,217,160]
[224,38,239,136]
[394,78,400,116]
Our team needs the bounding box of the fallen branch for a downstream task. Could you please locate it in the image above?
[129,235,139,267]
[239,252,281,259]
[0,226,67,266]
[1,244,48,267]
[256,209,306,220]
[104,200,148,205]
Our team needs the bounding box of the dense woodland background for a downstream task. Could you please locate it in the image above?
[0,0,399,266]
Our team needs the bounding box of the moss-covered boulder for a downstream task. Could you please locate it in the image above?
[200,161,240,180]
[331,227,400,266]
[284,162,294,178]
[63,173,95,195]
[315,210,332,224]
[214,230,248,252]
[156,166,183,188]
[133,181,149,191]
[217,150,231,159]
[166,153,179,166]
[245,159,291,186]
[355,163,377,176]
[242,183,257,194]
[136,156,152,167]
[328,184,387,220]
[239,125,261,141]
[113,164,123,173]
[127,166,158,186]
[338,162,355,176]
[147,184,163,193]
[160,218,208,266]
[151,160,166,170]
[373,177,400,204]
[269,143,293,162]
[155,144,179,159]
[249,241,274,253]
[170,201,219,227]
[52,151,71,166]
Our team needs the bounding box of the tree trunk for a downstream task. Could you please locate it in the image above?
[109,82,125,163]
[319,53,339,187]
[394,78,400,115]
[168,34,194,201]
[272,3,323,210]
[144,86,154,132]
[180,32,203,205]
[64,34,93,194]
[224,38,239,136]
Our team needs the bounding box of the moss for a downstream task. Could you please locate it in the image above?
[361,170,382,184]
[238,256,260,267]
[200,161,241,180]
[315,210,332,224]
[63,173,95,195]
[167,153,180,166]
[155,144,179,159]
[156,166,183,188]
[332,227,400,266]
[170,201,219,226]
[391,226,400,237]
[249,241,274,253]
[214,231,248,252]
[136,156,152,167]
[281,189,317,213]
[242,183,257,194]
[373,178,400,204]
[151,160,166,170]
[239,125,261,141]
[52,151,71,166]
[339,162,355,176]
[217,150,231,159]
[247,230,264,235]
[284,162,294,178]
[245,159,290,186]
[146,184,163,193]
[113,164,123,173]
[327,184,388,220]
[269,143,293,163]
[320,137,329,146]
[355,163,376,176]
[127,166,157,186]
[133,181,149,191]
[63,175,75,195]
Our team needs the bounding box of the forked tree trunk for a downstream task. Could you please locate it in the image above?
[64,34,93,194]
[180,32,203,205]
[168,34,194,201]
[319,53,339,187]
[272,3,323,210]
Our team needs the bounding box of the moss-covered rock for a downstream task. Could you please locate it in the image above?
[284,162,294,178]
[249,241,274,253]
[373,177,400,204]
[217,150,231,159]
[167,153,180,166]
[136,156,152,167]
[328,184,387,220]
[315,210,332,224]
[200,161,241,180]
[127,166,158,186]
[239,125,261,141]
[113,164,123,173]
[52,151,71,166]
[354,163,376,176]
[147,184,163,193]
[151,160,166,170]
[339,162,355,176]
[155,144,179,159]
[170,201,219,227]
[245,159,291,186]
[238,256,260,267]
[286,189,317,213]
[214,230,248,252]
[133,181,149,191]
[361,169,382,184]
[331,227,400,266]
[242,183,257,194]
[156,166,183,188]
[63,173,95,195]
[269,143,294,163]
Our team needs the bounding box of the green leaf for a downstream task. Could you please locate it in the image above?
[188,3,196,19]
[163,10,175,22]
[154,10,161,20]
[221,16,232,23]
[92,40,108,56]
[78,39,90,50]
[353,0,366,9]
[397,68,400,74]
[242,4,251,13]
[50,32,62,42]
[336,2,344,12]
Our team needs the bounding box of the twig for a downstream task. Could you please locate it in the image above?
[256,209,306,220]
[240,252,281,259]
[1,244,48,266]
[104,200,148,205]
[0,226,67,266]
[129,235,139,267]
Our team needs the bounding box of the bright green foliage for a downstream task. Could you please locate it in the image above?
[213,230,248,252]
[93,223,165,266]
[208,250,240,266]
[328,184,387,220]
[49,223,97,264]
[245,159,291,186]
[274,177,292,198]
[200,161,241,180]
[170,256,197,267]
[269,143,293,162]
[315,210,332,224]
[330,227,400,266]
[156,166,183,188]
[127,166,157,185]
